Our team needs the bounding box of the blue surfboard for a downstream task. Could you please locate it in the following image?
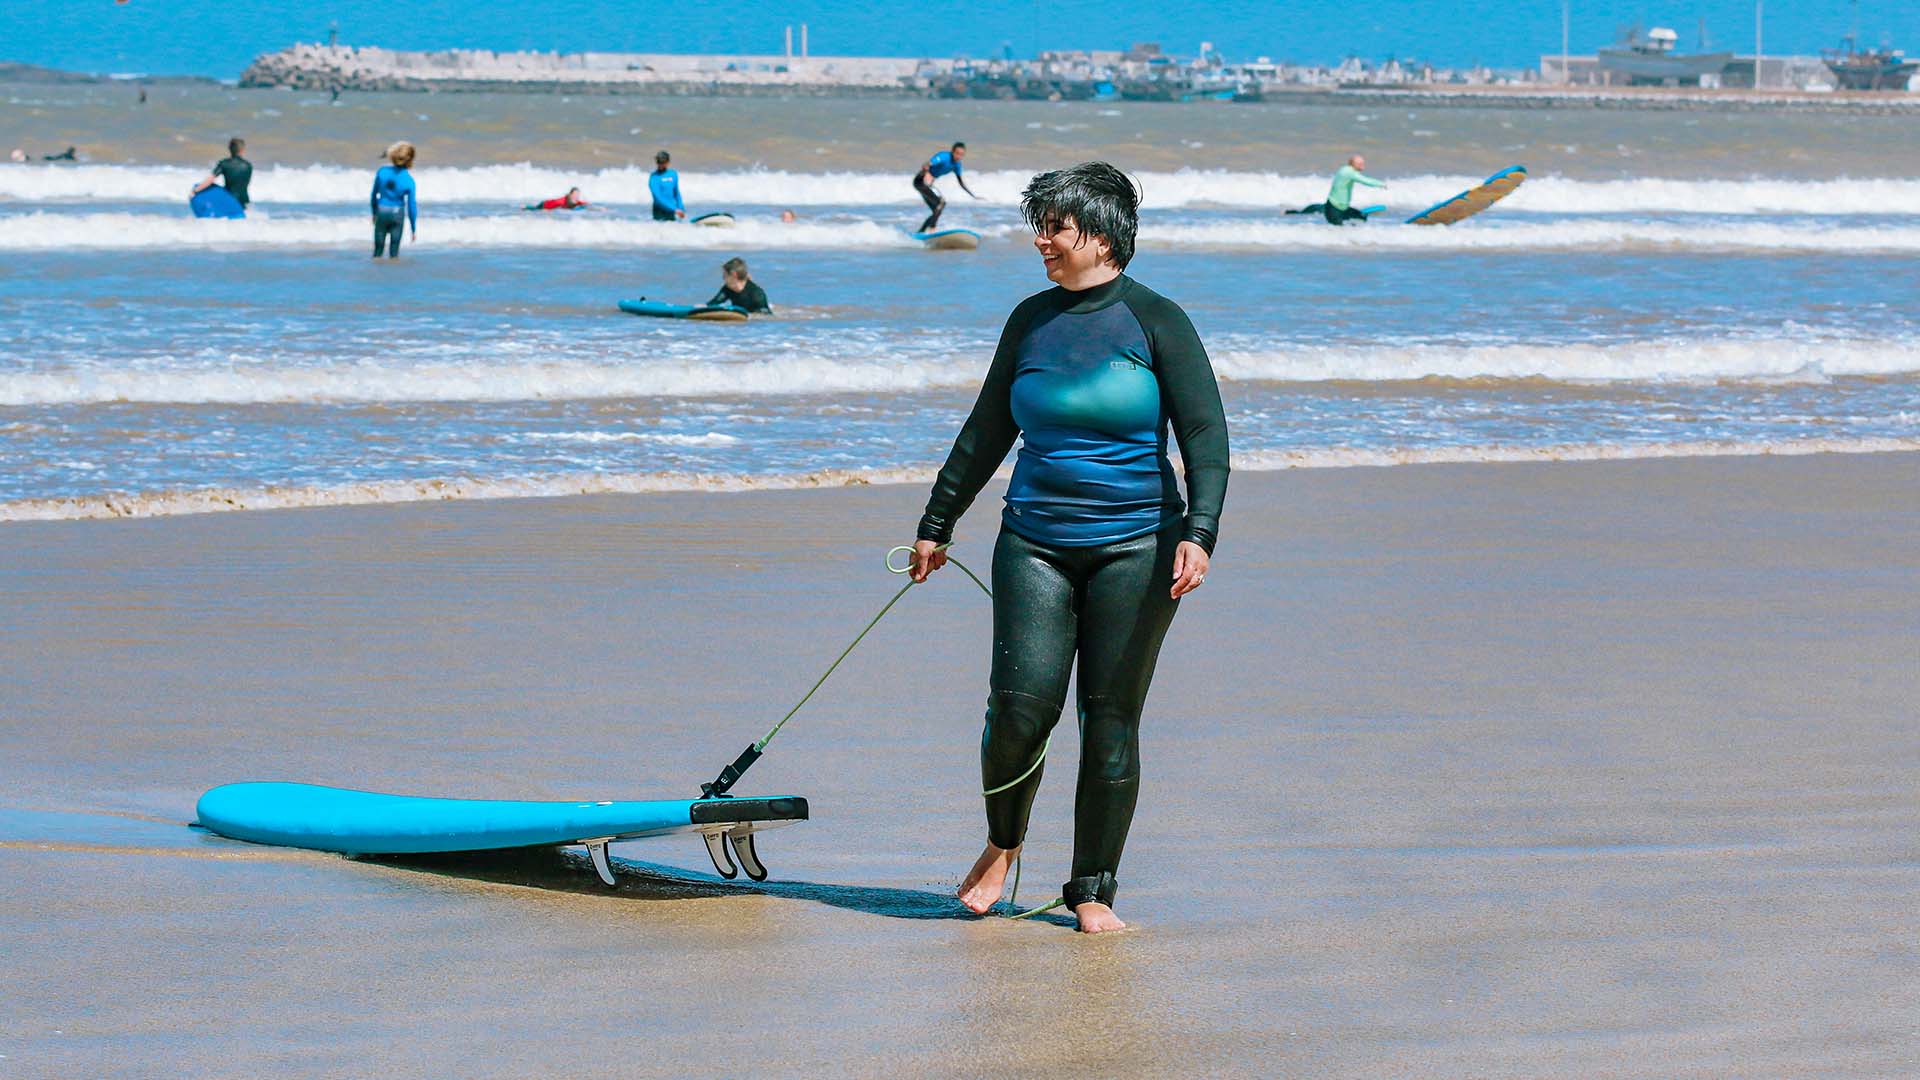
[618,298,749,322]
[1406,165,1527,226]
[189,186,245,219]
[911,228,980,251]
[196,781,808,883]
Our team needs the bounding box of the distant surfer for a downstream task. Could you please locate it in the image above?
[370,141,418,259]
[43,146,78,162]
[192,138,252,210]
[707,257,771,314]
[908,161,1228,934]
[1286,154,1387,225]
[530,187,590,211]
[913,141,977,234]
[650,150,685,222]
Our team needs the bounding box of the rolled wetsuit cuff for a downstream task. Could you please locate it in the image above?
[1062,872,1118,910]
[1181,516,1218,555]
[916,514,954,546]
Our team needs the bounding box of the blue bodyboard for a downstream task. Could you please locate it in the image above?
[190,186,245,219]
[618,298,749,322]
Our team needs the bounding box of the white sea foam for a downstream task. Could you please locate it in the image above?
[6,210,1920,253]
[9,163,1920,214]
[0,211,926,251]
[6,436,1915,522]
[4,337,1913,407]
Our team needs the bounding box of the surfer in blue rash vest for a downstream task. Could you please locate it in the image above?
[907,161,1229,934]
[913,142,978,233]
[370,141,418,258]
[650,150,686,222]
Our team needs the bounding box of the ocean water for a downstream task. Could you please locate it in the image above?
[2,89,1918,519]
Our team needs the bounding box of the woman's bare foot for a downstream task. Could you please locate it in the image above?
[1072,902,1127,933]
[957,842,1020,913]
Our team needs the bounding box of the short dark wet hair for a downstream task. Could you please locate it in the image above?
[655,149,670,164]
[1021,161,1140,269]
[722,256,748,275]
[952,141,966,151]
[229,137,245,156]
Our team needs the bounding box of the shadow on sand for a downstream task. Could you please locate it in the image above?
[369,847,1075,927]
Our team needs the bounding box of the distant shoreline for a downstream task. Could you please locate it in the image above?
[8,53,1920,115]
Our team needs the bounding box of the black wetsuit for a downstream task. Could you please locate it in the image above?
[707,280,771,313]
[917,273,1229,911]
[914,174,945,233]
[1285,202,1369,225]
[212,155,253,206]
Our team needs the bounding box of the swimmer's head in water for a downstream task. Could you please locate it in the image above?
[780,209,797,223]
[1021,160,1138,270]
[229,137,246,157]
[386,141,415,168]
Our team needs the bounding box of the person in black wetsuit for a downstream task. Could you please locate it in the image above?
[707,257,770,313]
[907,161,1229,934]
[913,142,978,233]
[43,146,78,162]
[192,138,253,208]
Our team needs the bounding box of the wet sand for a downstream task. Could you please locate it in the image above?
[2,453,1917,1078]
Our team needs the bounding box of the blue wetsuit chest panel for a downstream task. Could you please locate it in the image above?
[926,151,960,179]
[1005,302,1180,546]
[373,165,414,207]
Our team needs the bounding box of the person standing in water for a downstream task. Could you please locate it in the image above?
[1317,154,1386,225]
[650,151,685,222]
[908,162,1229,934]
[370,142,417,258]
[192,137,252,209]
[913,141,978,233]
[706,256,771,313]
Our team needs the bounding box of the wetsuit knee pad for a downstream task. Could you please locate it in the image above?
[1062,871,1119,910]
[982,689,1060,772]
[1076,695,1141,783]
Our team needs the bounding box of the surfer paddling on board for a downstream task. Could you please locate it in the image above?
[531,187,590,211]
[650,150,686,222]
[908,162,1229,934]
[1287,154,1386,224]
[707,257,771,313]
[913,142,978,233]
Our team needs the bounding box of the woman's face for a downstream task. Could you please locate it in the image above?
[1032,214,1111,285]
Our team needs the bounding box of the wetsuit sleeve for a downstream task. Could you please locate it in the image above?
[1355,171,1387,189]
[406,177,417,230]
[916,300,1036,544]
[1132,292,1229,554]
[370,170,380,216]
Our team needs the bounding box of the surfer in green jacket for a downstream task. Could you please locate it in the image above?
[1286,154,1386,225]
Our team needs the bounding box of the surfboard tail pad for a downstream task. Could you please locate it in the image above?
[194,782,808,886]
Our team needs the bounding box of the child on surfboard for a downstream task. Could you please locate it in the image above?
[706,257,771,314]
[528,187,591,211]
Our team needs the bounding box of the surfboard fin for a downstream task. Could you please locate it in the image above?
[728,830,768,882]
[704,831,739,879]
[583,838,616,886]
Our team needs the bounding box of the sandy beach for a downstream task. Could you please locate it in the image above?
[2,452,1916,1077]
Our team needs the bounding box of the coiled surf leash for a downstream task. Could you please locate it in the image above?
[699,542,1061,919]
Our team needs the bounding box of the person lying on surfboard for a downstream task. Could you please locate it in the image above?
[706,256,771,314]
[913,142,978,234]
[1286,154,1387,225]
[529,187,590,211]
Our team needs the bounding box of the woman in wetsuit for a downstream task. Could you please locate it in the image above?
[907,161,1229,934]
[370,142,418,259]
